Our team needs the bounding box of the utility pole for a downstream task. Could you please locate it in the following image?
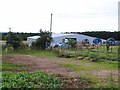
[50,13,53,50]
[9,27,11,32]
[50,13,52,33]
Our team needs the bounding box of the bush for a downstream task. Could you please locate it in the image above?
[68,39,77,48]
[6,31,23,50]
[31,29,52,50]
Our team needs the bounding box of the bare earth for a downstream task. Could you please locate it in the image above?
[2,54,118,78]
[2,54,80,77]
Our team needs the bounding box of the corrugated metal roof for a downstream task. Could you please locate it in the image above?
[27,33,106,41]
[52,33,80,37]
[27,34,80,39]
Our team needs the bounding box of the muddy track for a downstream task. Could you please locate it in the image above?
[2,54,118,78]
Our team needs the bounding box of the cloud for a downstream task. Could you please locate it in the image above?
[0,0,118,32]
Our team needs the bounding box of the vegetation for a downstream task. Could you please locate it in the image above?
[70,31,120,40]
[68,39,77,48]
[1,31,120,41]
[2,64,26,71]
[1,32,39,41]
[2,49,119,89]
[2,72,61,88]
[31,29,52,50]
[62,61,118,71]
[3,49,58,58]
[2,57,61,89]
[6,31,24,50]
[59,46,118,61]
[1,30,120,89]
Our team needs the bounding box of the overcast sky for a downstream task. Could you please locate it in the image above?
[0,0,119,33]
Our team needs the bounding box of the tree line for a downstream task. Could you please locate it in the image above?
[2,29,52,50]
[1,31,120,41]
[65,31,120,41]
[1,32,39,40]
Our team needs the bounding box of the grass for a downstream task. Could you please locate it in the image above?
[2,59,96,88]
[59,46,119,61]
[1,47,119,89]
[1,56,61,88]
[61,60,118,88]
[0,40,27,44]
[2,44,119,61]
[2,64,26,71]
[62,61,118,72]
[62,66,118,88]
[2,49,58,58]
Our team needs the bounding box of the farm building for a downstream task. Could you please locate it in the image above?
[27,36,40,47]
[27,33,106,47]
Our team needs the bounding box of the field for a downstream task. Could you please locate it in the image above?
[1,46,119,89]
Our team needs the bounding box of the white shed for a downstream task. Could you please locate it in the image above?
[27,36,40,47]
[27,33,106,47]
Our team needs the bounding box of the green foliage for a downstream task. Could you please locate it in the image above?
[32,29,52,50]
[88,53,97,58]
[2,31,120,41]
[2,71,61,88]
[118,46,120,60]
[59,46,118,61]
[62,61,118,72]
[2,64,26,71]
[2,47,119,89]
[94,83,119,89]
[62,62,118,88]
[68,39,77,48]
[76,31,120,40]
[2,32,39,40]
[3,49,58,58]
[6,31,23,50]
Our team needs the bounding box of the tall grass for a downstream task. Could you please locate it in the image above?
[2,49,58,58]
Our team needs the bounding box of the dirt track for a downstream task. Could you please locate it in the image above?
[2,54,81,77]
[2,54,118,78]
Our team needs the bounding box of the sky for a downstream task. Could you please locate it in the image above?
[0,0,119,33]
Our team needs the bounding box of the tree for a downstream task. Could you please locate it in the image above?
[6,31,23,50]
[32,29,52,50]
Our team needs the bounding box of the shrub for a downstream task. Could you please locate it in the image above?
[68,39,77,48]
[6,31,23,50]
[31,29,52,50]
